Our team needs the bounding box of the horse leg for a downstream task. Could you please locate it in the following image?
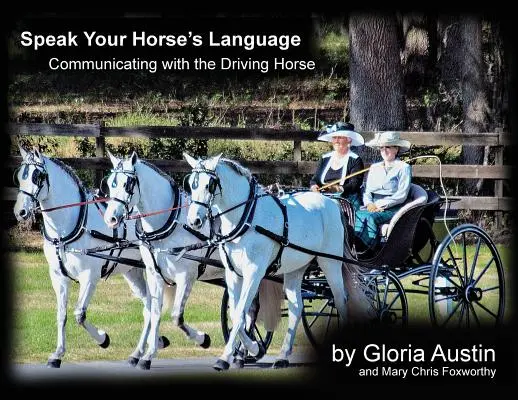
[121,268,168,367]
[74,272,109,347]
[47,266,70,368]
[319,259,348,327]
[273,268,306,369]
[234,293,260,368]
[170,269,210,348]
[214,266,264,371]
[137,254,165,370]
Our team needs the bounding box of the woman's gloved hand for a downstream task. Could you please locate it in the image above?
[326,184,344,193]
[366,203,380,212]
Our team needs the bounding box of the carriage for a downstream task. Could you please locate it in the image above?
[13,148,506,370]
[219,182,505,354]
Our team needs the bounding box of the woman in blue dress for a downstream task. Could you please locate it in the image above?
[354,131,412,251]
[310,121,365,210]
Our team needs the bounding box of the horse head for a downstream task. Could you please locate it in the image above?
[183,152,222,230]
[14,145,49,222]
[103,150,140,228]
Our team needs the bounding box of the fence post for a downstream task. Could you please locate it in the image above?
[95,121,106,189]
[293,140,302,162]
[494,129,504,230]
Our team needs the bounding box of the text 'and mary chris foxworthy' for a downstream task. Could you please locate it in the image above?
[19,31,316,73]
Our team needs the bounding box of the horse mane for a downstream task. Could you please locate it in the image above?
[48,157,88,193]
[139,160,177,186]
[219,158,252,181]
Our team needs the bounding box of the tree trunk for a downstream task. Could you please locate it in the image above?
[349,12,407,163]
[460,15,488,194]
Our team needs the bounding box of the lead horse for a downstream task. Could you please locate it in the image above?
[13,146,169,368]
[102,151,284,370]
[184,153,366,370]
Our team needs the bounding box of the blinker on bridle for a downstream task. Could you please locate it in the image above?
[184,167,221,209]
[103,167,140,217]
[14,161,49,201]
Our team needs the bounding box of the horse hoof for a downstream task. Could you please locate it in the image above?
[232,358,245,369]
[99,333,110,349]
[47,359,61,368]
[159,336,170,349]
[244,355,258,364]
[213,359,230,371]
[272,359,290,369]
[200,334,211,349]
[137,359,151,370]
[128,357,139,367]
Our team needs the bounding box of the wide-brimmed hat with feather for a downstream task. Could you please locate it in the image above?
[317,122,364,147]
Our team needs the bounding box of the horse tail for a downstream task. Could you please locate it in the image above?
[256,279,284,332]
[161,284,177,315]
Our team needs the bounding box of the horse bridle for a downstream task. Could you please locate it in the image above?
[102,166,140,218]
[14,159,49,204]
[183,167,222,211]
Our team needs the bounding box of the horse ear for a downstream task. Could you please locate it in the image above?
[205,153,222,170]
[19,144,28,159]
[183,152,198,169]
[33,146,42,160]
[130,151,138,166]
[107,150,119,167]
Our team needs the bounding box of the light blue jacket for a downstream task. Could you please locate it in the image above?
[363,159,412,210]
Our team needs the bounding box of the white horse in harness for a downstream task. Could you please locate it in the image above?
[184,153,365,370]
[13,146,169,368]
[102,151,284,370]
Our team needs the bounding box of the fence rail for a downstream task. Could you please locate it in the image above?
[5,123,512,217]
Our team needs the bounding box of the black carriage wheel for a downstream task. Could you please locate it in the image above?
[362,270,409,328]
[220,287,274,359]
[301,269,408,350]
[428,224,505,328]
[412,217,437,265]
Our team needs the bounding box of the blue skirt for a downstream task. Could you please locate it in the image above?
[354,205,402,249]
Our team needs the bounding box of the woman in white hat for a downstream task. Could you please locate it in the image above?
[353,131,412,251]
[310,121,365,209]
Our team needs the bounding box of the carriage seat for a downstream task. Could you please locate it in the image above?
[380,184,428,240]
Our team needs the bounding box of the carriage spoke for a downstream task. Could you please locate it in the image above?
[387,292,402,310]
[473,300,498,320]
[468,237,482,284]
[306,299,332,329]
[446,245,464,286]
[457,302,466,327]
[473,257,495,287]
[481,286,500,293]
[436,270,463,291]
[462,232,468,285]
[439,299,463,327]
[433,294,458,303]
[468,302,481,327]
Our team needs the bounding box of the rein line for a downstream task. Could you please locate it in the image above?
[39,196,112,213]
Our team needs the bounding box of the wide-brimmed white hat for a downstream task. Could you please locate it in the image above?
[317,122,364,147]
[365,131,411,153]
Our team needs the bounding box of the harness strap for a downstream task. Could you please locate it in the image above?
[43,188,89,281]
[54,246,78,283]
[264,195,289,276]
[135,182,181,242]
[220,244,242,278]
[182,223,211,242]
[42,187,88,246]
[254,225,358,265]
[214,177,258,243]
[144,242,176,287]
